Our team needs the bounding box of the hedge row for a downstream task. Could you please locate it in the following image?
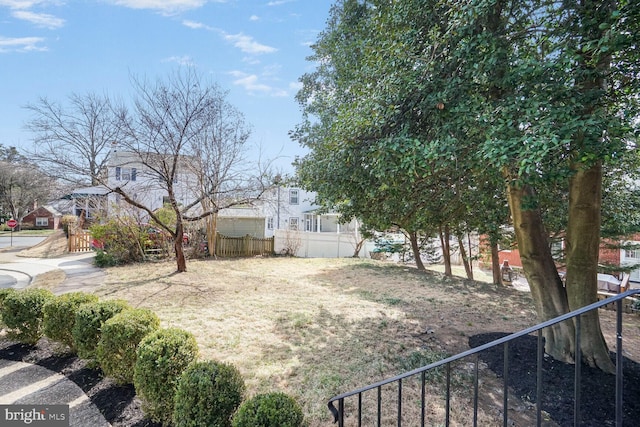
[0,289,305,426]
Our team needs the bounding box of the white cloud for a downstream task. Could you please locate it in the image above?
[162,55,195,66]
[266,0,294,6]
[229,71,288,97]
[107,0,206,14]
[182,19,212,30]
[0,1,55,8]
[0,35,46,52]
[12,10,64,28]
[223,32,276,55]
[249,15,259,21]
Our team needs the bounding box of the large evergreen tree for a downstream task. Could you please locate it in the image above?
[293,0,640,371]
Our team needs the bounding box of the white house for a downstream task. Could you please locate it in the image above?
[68,148,365,257]
[217,187,357,237]
[69,146,199,222]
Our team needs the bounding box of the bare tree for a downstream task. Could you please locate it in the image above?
[24,93,125,185]
[0,159,51,226]
[111,69,274,272]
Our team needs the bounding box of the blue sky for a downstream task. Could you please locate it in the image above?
[0,0,334,172]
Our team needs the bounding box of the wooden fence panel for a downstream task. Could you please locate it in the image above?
[68,230,93,253]
[215,234,274,257]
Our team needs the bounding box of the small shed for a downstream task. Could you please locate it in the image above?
[21,205,63,230]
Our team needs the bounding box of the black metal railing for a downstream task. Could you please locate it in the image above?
[327,288,640,426]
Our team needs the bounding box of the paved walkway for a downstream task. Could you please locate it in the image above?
[0,247,111,426]
[0,247,104,293]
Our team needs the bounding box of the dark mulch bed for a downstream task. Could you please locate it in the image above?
[469,332,640,427]
[0,338,160,427]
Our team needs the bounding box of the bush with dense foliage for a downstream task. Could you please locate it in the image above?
[90,219,148,265]
[173,360,246,427]
[72,299,130,363]
[43,292,99,350]
[232,392,305,427]
[96,308,160,384]
[1,289,54,344]
[134,328,199,425]
[0,288,17,327]
[94,250,119,267]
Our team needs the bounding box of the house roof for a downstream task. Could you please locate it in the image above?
[22,205,63,218]
[64,185,110,198]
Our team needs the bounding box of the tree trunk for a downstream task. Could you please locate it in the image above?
[409,231,426,271]
[561,0,616,374]
[207,212,217,258]
[491,240,501,285]
[507,182,575,362]
[174,220,187,272]
[565,162,615,373]
[439,225,452,276]
[459,235,473,280]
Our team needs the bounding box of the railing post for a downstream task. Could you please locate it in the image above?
[574,316,582,426]
[536,330,543,427]
[473,356,479,427]
[503,342,509,427]
[616,298,623,427]
[397,378,402,426]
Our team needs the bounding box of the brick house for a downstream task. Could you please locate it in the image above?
[487,235,640,287]
[21,205,62,230]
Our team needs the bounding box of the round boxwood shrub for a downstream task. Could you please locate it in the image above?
[133,328,199,425]
[43,292,99,350]
[232,392,305,427]
[72,299,130,363]
[0,288,17,328]
[173,360,246,427]
[96,308,160,384]
[2,288,55,344]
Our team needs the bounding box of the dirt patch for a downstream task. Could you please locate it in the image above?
[17,230,68,258]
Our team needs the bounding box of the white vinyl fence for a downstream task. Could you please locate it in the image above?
[274,229,370,258]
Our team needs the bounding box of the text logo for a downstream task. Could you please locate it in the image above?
[0,405,69,426]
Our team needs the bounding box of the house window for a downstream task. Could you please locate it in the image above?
[267,217,274,230]
[115,167,137,181]
[289,217,299,230]
[289,189,299,205]
[625,248,640,259]
[35,217,49,227]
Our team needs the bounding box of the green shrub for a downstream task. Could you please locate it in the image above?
[0,287,17,305]
[90,220,147,265]
[173,360,246,427]
[94,250,119,267]
[0,288,17,328]
[232,392,305,427]
[134,328,199,425]
[43,292,99,350]
[96,308,160,384]
[72,299,130,363]
[2,289,55,344]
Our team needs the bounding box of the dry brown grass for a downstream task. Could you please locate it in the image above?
[93,257,541,426]
[17,230,68,258]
